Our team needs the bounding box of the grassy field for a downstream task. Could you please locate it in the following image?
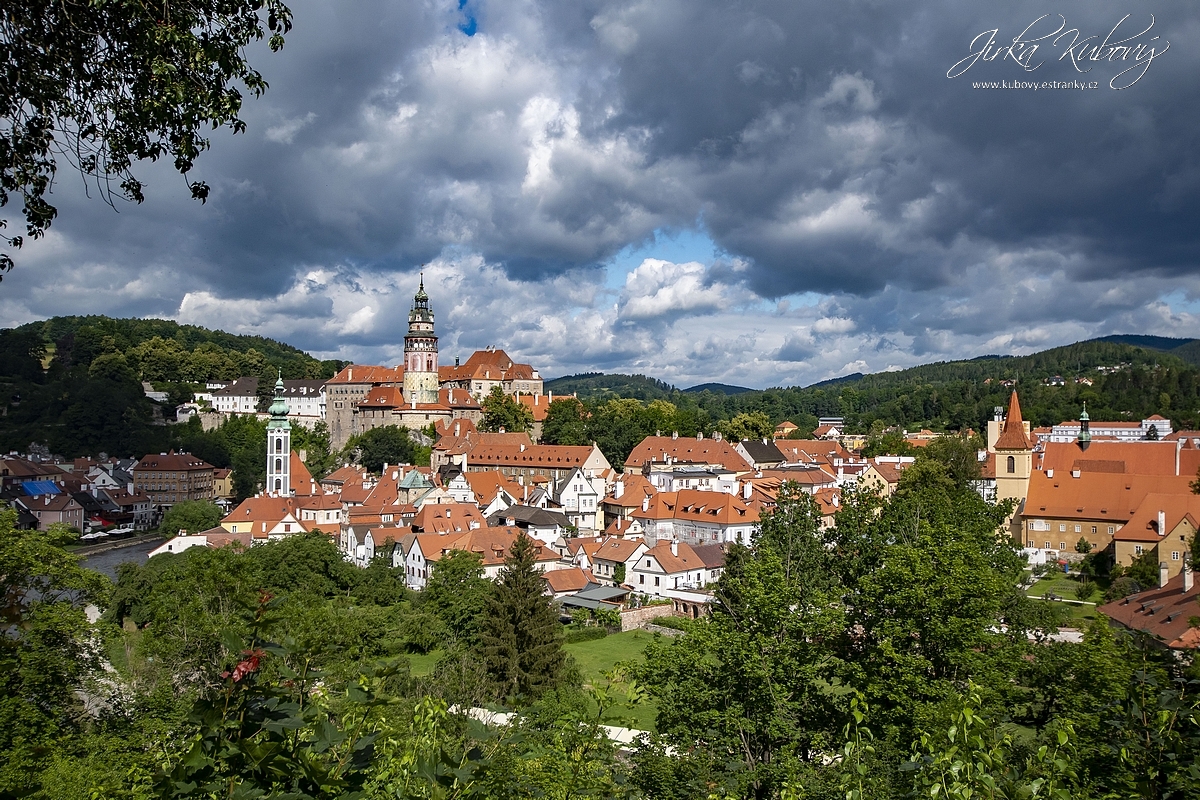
[1027,572,1102,628]
[403,630,661,730]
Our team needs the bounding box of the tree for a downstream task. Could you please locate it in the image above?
[480,386,534,434]
[718,411,773,442]
[421,550,490,644]
[613,562,626,585]
[1,0,291,275]
[479,533,566,702]
[541,398,588,445]
[921,432,983,487]
[0,511,109,793]
[346,425,419,473]
[1076,537,1093,554]
[160,499,222,536]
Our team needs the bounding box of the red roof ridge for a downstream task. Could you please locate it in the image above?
[995,391,1032,450]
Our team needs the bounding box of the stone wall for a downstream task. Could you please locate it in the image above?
[618,604,678,632]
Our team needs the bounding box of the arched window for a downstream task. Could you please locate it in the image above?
[274,479,281,491]
[275,458,282,472]
[275,438,283,453]
[426,357,433,371]
[1006,455,1015,473]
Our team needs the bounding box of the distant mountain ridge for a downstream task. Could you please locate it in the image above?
[683,382,756,395]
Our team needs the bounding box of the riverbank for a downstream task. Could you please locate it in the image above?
[69,532,165,557]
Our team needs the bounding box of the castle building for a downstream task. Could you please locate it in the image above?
[321,278,541,450]
[403,275,440,405]
[266,374,291,496]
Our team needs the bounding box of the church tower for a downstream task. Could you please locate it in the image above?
[994,390,1033,506]
[266,373,291,496]
[403,274,439,405]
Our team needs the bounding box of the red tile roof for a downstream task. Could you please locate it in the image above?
[994,391,1032,450]
[1038,440,1182,477]
[1097,573,1200,649]
[624,436,751,473]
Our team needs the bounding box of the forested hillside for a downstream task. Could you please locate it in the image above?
[0,316,344,458]
[550,341,1198,461]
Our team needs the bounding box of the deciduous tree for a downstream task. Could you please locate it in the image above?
[1,0,291,275]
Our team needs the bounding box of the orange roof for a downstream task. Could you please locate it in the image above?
[135,451,214,472]
[412,502,486,534]
[358,386,406,408]
[995,391,1032,450]
[1114,493,1200,543]
[468,443,595,468]
[463,470,523,505]
[644,541,706,574]
[439,349,539,383]
[868,459,909,484]
[322,464,369,486]
[814,487,842,516]
[592,537,645,563]
[222,496,298,527]
[514,392,567,422]
[1038,440,1183,477]
[327,365,404,385]
[760,466,838,487]
[624,436,751,473]
[1023,471,1192,524]
[606,474,658,507]
[1097,573,1200,649]
[289,452,322,496]
[544,567,594,593]
[441,387,480,408]
[632,489,763,525]
[775,440,852,464]
[415,527,556,567]
[435,417,478,439]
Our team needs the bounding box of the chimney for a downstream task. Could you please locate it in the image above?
[1176,438,1181,476]
[713,432,722,441]
[670,540,678,556]
[615,481,624,499]
[672,431,678,440]
[1071,469,1081,478]
[1157,510,1166,536]
[1184,556,1194,592]
[743,482,752,500]
[1159,561,1169,589]
[549,391,553,401]
[697,432,704,440]
[1046,469,1054,478]
[520,444,526,452]
[454,421,461,436]
[642,496,650,512]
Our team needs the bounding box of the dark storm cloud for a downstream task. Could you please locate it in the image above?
[3,0,1199,385]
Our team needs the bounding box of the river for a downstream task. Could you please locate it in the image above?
[80,538,163,580]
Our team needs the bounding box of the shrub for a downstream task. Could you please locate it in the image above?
[564,627,608,644]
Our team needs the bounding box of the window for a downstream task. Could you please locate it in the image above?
[275,458,282,472]
[1027,540,1035,547]
[1059,523,1066,532]
[1172,551,1181,560]
[1006,456,1015,473]
[1074,524,1081,533]
[654,576,660,586]
[1091,526,1097,534]
[1059,542,1066,550]
[274,479,281,491]
[1108,526,1115,534]
[1135,545,1143,555]
[639,575,644,584]
[1044,541,1051,549]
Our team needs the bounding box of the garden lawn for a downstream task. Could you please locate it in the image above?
[565,630,658,731]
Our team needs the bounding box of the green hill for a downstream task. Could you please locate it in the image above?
[543,373,676,401]
[0,315,345,458]
[683,382,757,395]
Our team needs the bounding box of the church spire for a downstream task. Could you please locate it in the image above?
[994,390,1032,450]
[1077,402,1091,450]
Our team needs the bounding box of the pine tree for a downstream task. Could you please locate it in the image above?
[479,532,566,702]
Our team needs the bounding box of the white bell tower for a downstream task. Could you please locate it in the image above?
[266,373,291,496]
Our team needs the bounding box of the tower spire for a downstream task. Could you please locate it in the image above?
[1077,402,1091,450]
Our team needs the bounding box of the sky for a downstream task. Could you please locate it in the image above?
[3,0,1200,389]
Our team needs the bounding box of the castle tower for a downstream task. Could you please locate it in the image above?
[403,274,439,405]
[266,373,291,496]
[994,390,1033,506]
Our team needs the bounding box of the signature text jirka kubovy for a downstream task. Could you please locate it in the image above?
[947,14,1170,89]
